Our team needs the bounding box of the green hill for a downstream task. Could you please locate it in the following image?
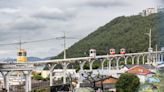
[53,14,163,59]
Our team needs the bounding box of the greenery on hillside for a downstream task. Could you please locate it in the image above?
[53,13,163,59]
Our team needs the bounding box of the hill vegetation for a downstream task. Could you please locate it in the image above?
[53,13,162,59]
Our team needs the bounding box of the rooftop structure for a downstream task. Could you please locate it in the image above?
[127,65,153,75]
[139,8,157,16]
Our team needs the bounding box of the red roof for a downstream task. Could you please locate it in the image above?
[96,76,118,85]
[126,65,152,75]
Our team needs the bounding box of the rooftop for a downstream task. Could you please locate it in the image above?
[126,65,153,75]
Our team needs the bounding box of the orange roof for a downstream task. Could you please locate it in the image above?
[127,65,152,75]
[96,76,118,85]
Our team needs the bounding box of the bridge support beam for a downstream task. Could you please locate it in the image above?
[137,55,140,65]
[142,55,145,64]
[116,57,121,70]
[152,54,156,64]
[78,61,86,87]
[23,70,32,92]
[147,53,152,64]
[89,60,95,71]
[157,54,161,62]
[49,64,56,86]
[1,71,10,92]
[101,59,106,70]
[132,56,135,65]
[28,71,32,91]
[79,61,86,71]
[125,56,129,65]
[108,58,112,70]
[161,54,163,62]
[61,62,69,84]
[25,73,29,92]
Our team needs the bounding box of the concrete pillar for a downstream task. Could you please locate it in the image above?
[79,61,86,71]
[89,60,95,71]
[108,58,112,70]
[2,72,10,92]
[28,71,32,92]
[23,71,32,92]
[137,55,140,65]
[147,53,152,64]
[161,54,163,62]
[78,61,86,84]
[125,56,129,65]
[132,56,135,65]
[153,54,156,64]
[158,54,161,62]
[5,75,9,92]
[25,74,29,92]
[49,64,56,86]
[101,59,106,70]
[62,62,69,84]
[116,57,121,70]
[142,55,145,64]
[147,54,149,64]
[49,72,53,86]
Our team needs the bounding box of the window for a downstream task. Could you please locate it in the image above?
[18,52,22,56]
[23,52,26,56]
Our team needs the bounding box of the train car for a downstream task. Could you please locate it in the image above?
[109,48,115,55]
[120,48,126,54]
[17,49,27,63]
[89,49,96,57]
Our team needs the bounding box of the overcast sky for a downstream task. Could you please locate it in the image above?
[0,0,159,58]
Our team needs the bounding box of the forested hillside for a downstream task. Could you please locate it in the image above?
[53,14,161,59]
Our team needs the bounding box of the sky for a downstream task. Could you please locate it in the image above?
[0,0,159,58]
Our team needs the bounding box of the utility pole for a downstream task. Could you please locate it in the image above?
[149,29,152,50]
[145,28,153,52]
[145,28,153,64]
[63,32,66,59]
[148,29,153,52]
[61,32,76,59]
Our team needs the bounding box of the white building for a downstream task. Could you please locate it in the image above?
[52,69,77,80]
[140,8,157,16]
[126,65,155,83]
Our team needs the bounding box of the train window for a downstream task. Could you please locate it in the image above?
[23,52,27,56]
[18,52,22,56]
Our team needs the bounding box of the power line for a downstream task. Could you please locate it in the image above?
[0,36,77,46]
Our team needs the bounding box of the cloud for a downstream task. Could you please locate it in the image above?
[32,7,75,21]
[0,8,20,14]
[11,17,45,30]
[0,0,159,58]
[79,0,129,8]
[0,50,13,55]
[159,0,164,6]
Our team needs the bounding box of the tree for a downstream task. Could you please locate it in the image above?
[116,73,140,92]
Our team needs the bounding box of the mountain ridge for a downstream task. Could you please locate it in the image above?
[53,13,161,59]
